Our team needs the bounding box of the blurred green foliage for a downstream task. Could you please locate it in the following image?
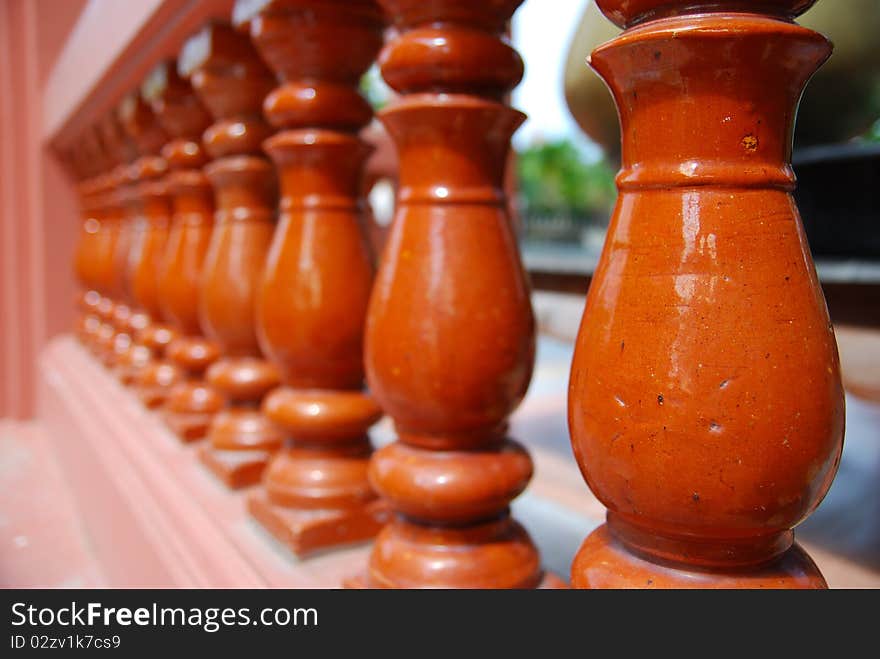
[866,118,880,142]
[516,139,616,221]
[360,64,391,112]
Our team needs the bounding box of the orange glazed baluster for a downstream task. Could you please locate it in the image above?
[234,0,391,556]
[180,22,282,488]
[92,115,141,370]
[117,92,178,402]
[351,0,561,588]
[143,60,224,441]
[69,131,115,350]
[568,0,844,588]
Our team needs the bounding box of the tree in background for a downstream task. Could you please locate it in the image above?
[516,139,616,240]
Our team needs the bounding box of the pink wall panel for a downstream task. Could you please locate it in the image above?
[1,0,236,419]
[36,0,88,85]
[1,0,37,419]
[41,153,78,341]
[0,0,84,418]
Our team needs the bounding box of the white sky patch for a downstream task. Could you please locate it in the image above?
[511,0,602,161]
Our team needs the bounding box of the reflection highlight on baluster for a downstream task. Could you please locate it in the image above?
[180,22,282,488]
[568,0,844,589]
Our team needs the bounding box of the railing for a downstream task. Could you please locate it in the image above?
[4,0,877,589]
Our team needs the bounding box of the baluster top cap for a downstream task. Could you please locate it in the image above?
[178,20,275,129]
[233,0,383,26]
[378,0,523,97]
[179,21,268,78]
[97,113,137,166]
[234,0,384,84]
[117,92,168,156]
[380,0,522,30]
[596,0,818,29]
[142,60,212,141]
[71,127,109,180]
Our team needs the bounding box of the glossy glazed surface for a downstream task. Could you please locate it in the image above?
[146,60,214,338]
[596,0,817,28]
[257,133,374,389]
[362,0,546,588]
[240,0,387,555]
[572,525,827,588]
[69,128,117,352]
[568,1,844,588]
[181,22,281,482]
[74,178,118,312]
[88,116,139,361]
[123,164,169,324]
[116,92,176,393]
[144,59,222,437]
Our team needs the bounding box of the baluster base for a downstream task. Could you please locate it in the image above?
[250,390,388,554]
[163,337,222,440]
[134,361,182,408]
[571,524,827,589]
[248,493,391,558]
[343,567,566,589]
[198,446,276,490]
[163,411,215,442]
[162,379,225,442]
[199,407,283,488]
[113,344,151,385]
[343,514,567,589]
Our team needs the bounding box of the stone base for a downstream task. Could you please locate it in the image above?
[198,446,273,489]
[248,492,392,557]
[163,411,212,443]
[343,570,567,589]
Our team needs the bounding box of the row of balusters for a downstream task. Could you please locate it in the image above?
[65,0,844,588]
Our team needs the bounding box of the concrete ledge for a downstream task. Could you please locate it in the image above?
[34,334,879,587]
[37,336,370,587]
